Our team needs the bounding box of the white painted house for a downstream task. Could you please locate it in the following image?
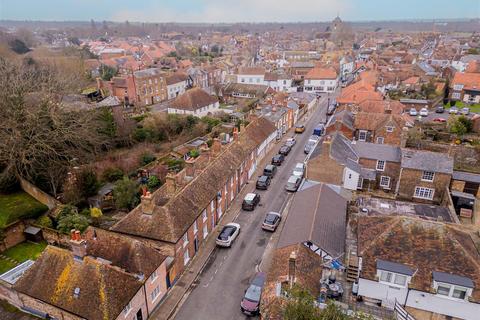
[166,73,188,100]
[167,88,220,117]
[236,66,293,92]
[356,216,480,320]
[303,67,338,94]
[236,67,265,85]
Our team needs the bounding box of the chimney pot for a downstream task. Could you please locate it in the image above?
[212,138,221,156]
[70,229,76,240]
[141,191,154,215]
[74,230,81,241]
[165,172,177,195]
[288,251,297,288]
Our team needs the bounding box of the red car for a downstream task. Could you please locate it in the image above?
[241,272,266,316]
[433,117,447,123]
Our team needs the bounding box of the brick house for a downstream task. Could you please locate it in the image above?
[11,227,168,320]
[354,111,410,146]
[111,118,277,286]
[450,72,480,103]
[133,68,168,106]
[337,80,383,106]
[325,109,355,139]
[97,75,136,106]
[396,149,454,204]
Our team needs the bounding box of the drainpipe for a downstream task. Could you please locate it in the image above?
[404,287,411,307]
[143,283,150,317]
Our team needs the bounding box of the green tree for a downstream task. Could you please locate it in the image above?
[141,153,157,166]
[35,215,53,228]
[57,213,89,233]
[449,117,468,137]
[99,64,117,81]
[77,169,100,199]
[283,286,322,320]
[113,177,139,210]
[147,175,161,190]
[98,108,116,138]
[102,167,124,182]
[457,116,473,133]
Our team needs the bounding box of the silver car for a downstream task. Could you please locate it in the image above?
[285,175,301,192]
[262,212,281,231]
[292,162,305,178]
[216,223,241,247]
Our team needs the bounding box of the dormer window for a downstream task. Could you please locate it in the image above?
[376,260,414,288]
[386,126,394,133]
[433,271,473,301]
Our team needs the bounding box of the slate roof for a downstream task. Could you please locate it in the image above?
[277,183,347,258]
[432,271,474,288]
[169,88,218,111]
[165,72,188,85]
[327,109,354,130]
[310,133,360,172]
[237,66,266,75]
[134,67,163,78]
[357,216,480,301]
[377,259,415,276]
[401,149,454,174]
[111,118,276,243]
[353,142,401,162]
[14,246,142,320]
[452,171,480,184]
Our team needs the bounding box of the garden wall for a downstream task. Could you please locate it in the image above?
[19,177,59,209]
[0,221,26,252]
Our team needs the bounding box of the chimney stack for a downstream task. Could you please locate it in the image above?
[70,229,87,260]
[239,122,246,133]
[185,157,197,179]
[141,191,154,215]
[211,138,221,156]
[288,251,297,288]
[233,127,239,141]
[165,172,177,195]
[400,127,409,148]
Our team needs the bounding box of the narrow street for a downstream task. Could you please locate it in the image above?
[173,94,332,320]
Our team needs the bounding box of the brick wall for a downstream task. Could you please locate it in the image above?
[0,221,25,252]
[397,169,451,204]
[374,126,402,145]
[19,177,59,209]
[359,158,401,192]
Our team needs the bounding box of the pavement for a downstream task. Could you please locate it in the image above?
[154,94,331,320]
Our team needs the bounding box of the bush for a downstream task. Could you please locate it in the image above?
[147,175,161,190]
[77,169,99,198]
[165,158,184,171]
[90,207,103,219]
[450,100,457,106]
[188,149,200,158]
[102,167,124,182]
[35,215,53,229]
[55,204,78,220]
[141,153,157,166]
[113,177,140,210]
[57,214,90,233]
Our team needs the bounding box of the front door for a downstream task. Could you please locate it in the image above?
[166,271,172,289]
[194,237,198,254]
[136,309,143,320]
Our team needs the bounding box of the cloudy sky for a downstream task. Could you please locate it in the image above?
[0,0,477,22]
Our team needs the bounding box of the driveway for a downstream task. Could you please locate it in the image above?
[173,95,332,320]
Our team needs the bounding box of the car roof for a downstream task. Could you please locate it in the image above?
[258,175,268,181]
[251,272,266,286]
[245,193,257,201]
[267,211,281,216]
[295,162,304,168]
[265,164,275,170]
[288,175,299,183]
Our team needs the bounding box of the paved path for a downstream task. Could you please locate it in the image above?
[168,95,331,320]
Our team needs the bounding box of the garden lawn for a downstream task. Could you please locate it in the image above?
[444,102,480,113]
[0,192,48,229]
[0,241,47,274]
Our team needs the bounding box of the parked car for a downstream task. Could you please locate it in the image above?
[240,272,266,316]
[292,162,305,178]
[435,105,445,113]
[285,137,296,148]
[262,212,281,232]
[449,107,459,114]
[327,104,336,115]
[419,107,429,117]
[294,125,305,133]
[285,175,302,192]
[313,124,325,136]
[409,108,418,116]
[279,145,291,156]
[216,223,240,247]
[304,141,315,154]
[295,125,305,133]
[461,107,470,115]
[263,164,277,178]
[433,117,447,123]
[256,175,271,190]
[242,193,260,211]
[271,154,285,166]
[308,135,320,143]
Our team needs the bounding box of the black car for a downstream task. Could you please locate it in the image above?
[263,165,277,178]
[242,193,261,211]
[256,175,271,190]
[279,145,291,156]
[435,105,445,113]
[271,154,285,166]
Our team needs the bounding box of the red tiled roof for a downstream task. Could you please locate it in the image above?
[304,67,337,80]
[452,72,480,91]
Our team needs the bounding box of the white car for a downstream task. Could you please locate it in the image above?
[419,108,429,116]
[285,137,296,147]
[292,162,305,178]
[449,107,459,114]
[216,223,241,247]
[409,108,418,116]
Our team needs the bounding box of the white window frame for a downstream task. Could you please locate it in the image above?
[421,171,435,182]
[452,92,461,99]
[376,137,384,144]
[358,130,368,141]
[379,271,408,288]
[150,270,158,283]
[357,177,364,190]
[151,285,161,302]
[203,224,208,239]
[435,282,470,301]
[386,126,394,133]
[202,209,207,222]
[414,186,434,200]
[123,301,132,316]
[183,249,190,265]
[376,160,385,171]
[193,221,198,235]
[380,176,391,189]
[182,233,189,248]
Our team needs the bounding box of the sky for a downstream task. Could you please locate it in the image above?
[0,0,478,23]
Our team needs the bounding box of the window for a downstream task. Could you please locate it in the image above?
[421,171,435,182]
[437,285,450,296]
[376,137,384,144]
[376,160,385,171]
[453,288,467,299]
[414,187,434,200]
[150,270,158,282]
[193,221,198,234]
[202,210,207,222]
[151,286,161,301]
[123,302,132,315]
[358,130,367,141]
[182,233,189,247]
[380,271,392,282]
[386,126,394,132]
[380,176,391,189]
[210,201,215,212]
[183,249,190,265]
[203,224,208,239]
[357,177,364,189]
[453,84,463,91]
[452,92,461,99]
[394,274,407,286]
